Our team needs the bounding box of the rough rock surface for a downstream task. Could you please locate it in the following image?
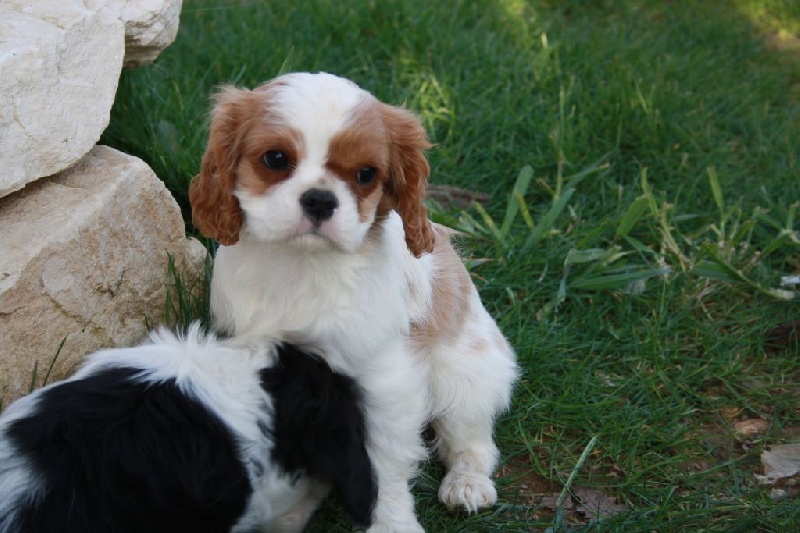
[0,146,206,404]
[0,0,183,198]
[0,1,125,198]
[105,0,183,67]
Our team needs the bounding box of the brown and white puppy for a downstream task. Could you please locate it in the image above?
[190,72,518,532]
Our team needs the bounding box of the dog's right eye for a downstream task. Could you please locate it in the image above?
[262,150,290,170]
[356,166,378,185]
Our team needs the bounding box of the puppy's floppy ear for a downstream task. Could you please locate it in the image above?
[189,86,259,245]
[380,104,435,257]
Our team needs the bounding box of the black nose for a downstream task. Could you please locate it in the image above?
[300,189,338,222]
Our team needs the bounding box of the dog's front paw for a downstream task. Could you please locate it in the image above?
[438,470,497,513]
[366,520,425,533]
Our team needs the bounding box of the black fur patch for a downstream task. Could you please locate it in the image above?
[8,367,250,533]
[260,346,377,527]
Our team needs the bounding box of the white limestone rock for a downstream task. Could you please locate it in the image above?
[102,0,183,67]
[0,146,206,404]
[0,1,125,198]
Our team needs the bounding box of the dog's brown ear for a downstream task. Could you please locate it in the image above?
[381,104,435,257]
[189,86,259,245]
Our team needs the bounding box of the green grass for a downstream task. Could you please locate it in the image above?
[101,0,799,530]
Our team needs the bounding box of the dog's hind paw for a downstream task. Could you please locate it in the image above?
[438,470,497,513]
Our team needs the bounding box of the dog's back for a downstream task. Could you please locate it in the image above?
[0,366,252,533]
[0,326,376,533]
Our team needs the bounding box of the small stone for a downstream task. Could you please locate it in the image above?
[734,418,769,440]
[770,488,787,500]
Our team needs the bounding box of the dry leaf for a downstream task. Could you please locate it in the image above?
[755,444,800,485]
[426,184,489,209]
[539,493,573,511]
[734,418,769,440]
[720,406,743,420]
[572,486,626,519]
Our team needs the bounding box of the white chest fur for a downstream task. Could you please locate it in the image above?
[210,213,430,364]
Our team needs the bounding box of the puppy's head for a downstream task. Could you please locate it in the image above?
[189,72,434,257]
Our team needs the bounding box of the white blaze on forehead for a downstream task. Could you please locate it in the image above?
[267,72,373,167]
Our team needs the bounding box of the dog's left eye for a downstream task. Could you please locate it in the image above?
[262,150,290,170]
[356,166,377,185]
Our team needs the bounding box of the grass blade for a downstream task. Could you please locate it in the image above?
[562,158,611,189]
[569,267,670,291]
[276,48,295,76]
[615,196,650,240]
[699,243,797,300]
[707,166,725,216]
[548,435,599,532]
[28,360,39,394]
[473,202,505,246]
[563,248,613,266]
[521,188,575,254]
[42,336,67,387]
[514,190,536,230]
[500,166,533,238]
[641,168,689,271]
[690,260,738,283]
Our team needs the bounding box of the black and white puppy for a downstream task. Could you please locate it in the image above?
[0,324,375,533]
